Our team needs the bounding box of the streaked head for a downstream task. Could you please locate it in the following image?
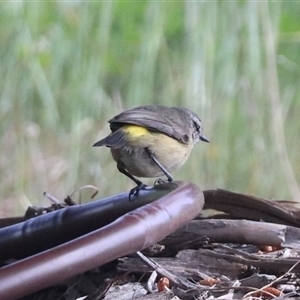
[175,107,209,145]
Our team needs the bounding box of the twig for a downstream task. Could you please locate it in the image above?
[136,251,205,290]
[242,260,300,299]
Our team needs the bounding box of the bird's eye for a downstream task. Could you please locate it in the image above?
[193,121,200,132]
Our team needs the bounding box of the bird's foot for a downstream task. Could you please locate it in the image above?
[154,178,167,185]
[129,183,148,201]
[154,177,174,185]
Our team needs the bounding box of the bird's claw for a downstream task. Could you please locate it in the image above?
[154,178,168,185]
[129,183,148,200]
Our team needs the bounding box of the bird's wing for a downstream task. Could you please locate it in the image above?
[109,106,189,144]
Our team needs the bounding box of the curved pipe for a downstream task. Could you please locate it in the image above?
[0,182,178,260]
[0,181,204,299]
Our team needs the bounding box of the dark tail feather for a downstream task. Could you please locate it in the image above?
[93,129,127,148]
[92,138,106,147]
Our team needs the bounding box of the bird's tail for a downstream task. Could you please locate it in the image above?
[93,129,127,148]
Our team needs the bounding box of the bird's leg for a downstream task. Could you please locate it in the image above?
[117,161,143,186]
[145,148,173,183]
[117,161,147,199]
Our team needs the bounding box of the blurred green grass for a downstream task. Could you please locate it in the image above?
[1,1,300,216]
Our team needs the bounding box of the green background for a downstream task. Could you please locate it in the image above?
[1,1,300,216]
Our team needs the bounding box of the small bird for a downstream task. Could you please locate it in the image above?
[93,105,208,195]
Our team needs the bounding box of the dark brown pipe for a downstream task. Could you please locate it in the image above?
[0,182,178,260]
[0,181,204,299]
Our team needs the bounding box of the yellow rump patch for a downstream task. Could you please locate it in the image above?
[122,125,150,139]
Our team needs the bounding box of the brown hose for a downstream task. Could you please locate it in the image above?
[0,181,204,299]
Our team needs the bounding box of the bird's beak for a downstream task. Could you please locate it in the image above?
[200,135,209,143]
